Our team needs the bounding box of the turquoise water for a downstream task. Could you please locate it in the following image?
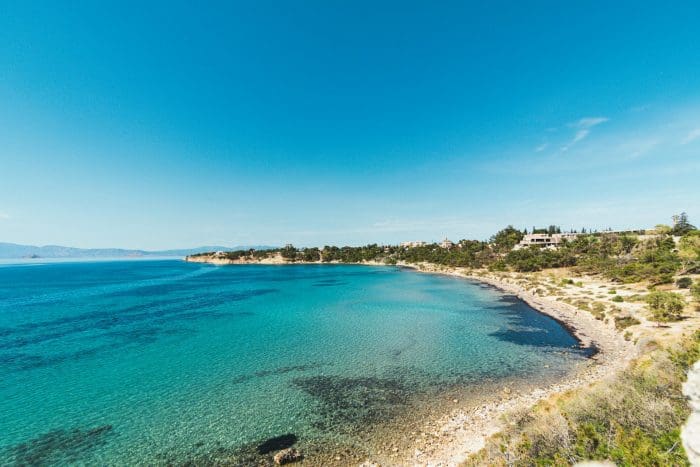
[0,260,586,465]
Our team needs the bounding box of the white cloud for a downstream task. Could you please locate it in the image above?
[535,143,549,152]
[572,129,590,143]
[0,212,9,220]
[681,128,700,145]
[575,117,609,129]
[561,116,608,151]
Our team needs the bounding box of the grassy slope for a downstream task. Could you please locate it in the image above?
[464,309,699,466]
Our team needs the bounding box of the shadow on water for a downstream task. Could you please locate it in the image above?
[0,289,275,351]
[256,434,297,454]
[485,295,587,354]
[292,375,409,432]
[312,279,348,287]
[0,310,255,373]
[1,425,113,466]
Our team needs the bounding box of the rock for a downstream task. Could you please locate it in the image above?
[273,448,302,465]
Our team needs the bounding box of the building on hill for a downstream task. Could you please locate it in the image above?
[514,233,578,250]
[400,241,427,248]
[439,238,455,249]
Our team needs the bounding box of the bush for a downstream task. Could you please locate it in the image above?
[465,332,699,466]
[614,315,640,330]
[612,295,624,303]
[691,283,700,302]
[645,291,686,324]
[676,276,693,289]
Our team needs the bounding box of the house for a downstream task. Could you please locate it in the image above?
[439,238,455,249]
[400,241,427,248]
[514,233,578,250]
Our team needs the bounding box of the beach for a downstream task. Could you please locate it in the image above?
[392,264,637,466]
[185,255,660,466]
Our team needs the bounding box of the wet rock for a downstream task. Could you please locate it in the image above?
[273,447,302,464]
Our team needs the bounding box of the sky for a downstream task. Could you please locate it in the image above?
[1,1,699,249]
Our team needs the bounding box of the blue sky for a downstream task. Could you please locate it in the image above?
[1,1,699,249]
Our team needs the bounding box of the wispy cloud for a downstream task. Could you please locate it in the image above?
[618,138,660,159]
[576,117,609,128]
[535,143,549,152]
[561,116,608,151]
[0,212,9,220]
[681,128,700,145]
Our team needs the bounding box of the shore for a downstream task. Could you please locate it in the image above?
[185,255,666,466]
[391,263,636,466]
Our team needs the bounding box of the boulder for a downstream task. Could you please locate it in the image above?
[273,448,302,465]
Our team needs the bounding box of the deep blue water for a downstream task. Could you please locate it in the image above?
[0,260,586,465]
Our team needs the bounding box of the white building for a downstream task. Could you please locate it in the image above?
[439,238,455,249]
[400,241,427,248]
[514,233,578,250]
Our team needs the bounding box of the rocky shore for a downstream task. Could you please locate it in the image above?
[377,263,637,466]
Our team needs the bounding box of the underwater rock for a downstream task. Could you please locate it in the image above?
[4,424,113,465]
[273,447,302,464]
[256,433,297,454]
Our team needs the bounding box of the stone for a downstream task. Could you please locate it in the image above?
[273,448,302,465]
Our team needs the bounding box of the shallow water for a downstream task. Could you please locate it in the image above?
[0,260,586,465]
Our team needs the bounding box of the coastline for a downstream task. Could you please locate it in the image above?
[391,263,635,466]
[185,256,638,466]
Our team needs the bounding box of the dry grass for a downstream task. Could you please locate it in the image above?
[464,331,699,466]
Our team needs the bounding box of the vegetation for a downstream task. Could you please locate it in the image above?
[192,213,697,288]
[691,283,700,303]
[672,212,697,236]
[189,214,699,466]
[465,331,700,467]
[490,226,524,253]
[614,315,640,330]
[678,230,700,274]
[645,291,686,325]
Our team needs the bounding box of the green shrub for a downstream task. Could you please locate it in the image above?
[464,332,699,466]
[692,283,700,302]
[608,289,617,294]
[645,291,686,324]
[676,276,693,289]
[612,295,624,303]
[614,315,640,330]
[591,302,606,320]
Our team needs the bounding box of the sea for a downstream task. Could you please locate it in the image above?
[0,260,587,465]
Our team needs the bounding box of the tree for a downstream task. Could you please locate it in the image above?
[672,212,696,236]
[490,226,524,253]
[645,291,686,325]
[281,244,298,261]
[301,247,320,262]
[678,230,700,273]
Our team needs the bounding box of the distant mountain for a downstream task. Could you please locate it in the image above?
[0,242,276,259]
